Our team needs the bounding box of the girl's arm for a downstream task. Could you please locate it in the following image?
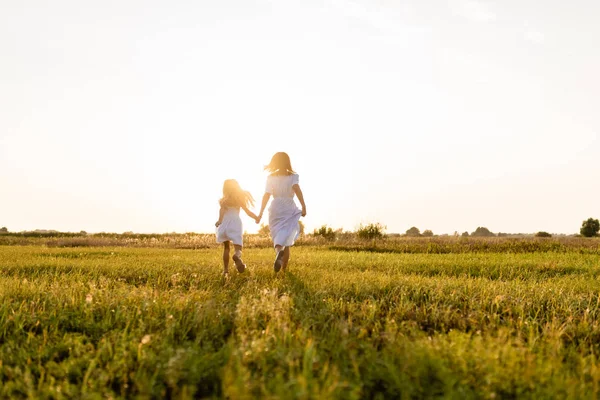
[256,193,271,223]
[215,207,225,227]
[241,205,259,221]
[293,184,307,217]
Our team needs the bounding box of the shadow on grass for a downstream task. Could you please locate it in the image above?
[282,272,439,398]
[0,267,258,399]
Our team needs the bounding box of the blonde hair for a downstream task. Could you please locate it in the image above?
[220,179,255,208]
[264,152,295,175]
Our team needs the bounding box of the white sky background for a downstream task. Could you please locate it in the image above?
[1,0,598,235]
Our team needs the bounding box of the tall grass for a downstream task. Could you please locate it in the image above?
[1,244,600,398]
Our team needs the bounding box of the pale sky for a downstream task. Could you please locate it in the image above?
[1,0,598,235]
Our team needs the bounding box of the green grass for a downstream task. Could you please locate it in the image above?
[2,244,600,399]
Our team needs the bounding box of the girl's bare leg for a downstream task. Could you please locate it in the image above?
[232,244,246,272]
[274,245,285,272]
[222,242,230,274]
[282,247,290,272]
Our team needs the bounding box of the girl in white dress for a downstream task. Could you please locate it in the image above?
[256,152,307,273]
[215,179,259,276]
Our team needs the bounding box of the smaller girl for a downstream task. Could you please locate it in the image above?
[215,179,259,276]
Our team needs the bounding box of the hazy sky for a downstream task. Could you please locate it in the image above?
[1,0,598,235]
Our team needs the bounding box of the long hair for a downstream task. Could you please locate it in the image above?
[220,179,255,208]
[264,152,295,175]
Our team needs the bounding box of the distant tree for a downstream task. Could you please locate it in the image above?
[471,227,495,237]
[405,227,421,237]
[79,230,87,235]
[535,231,552,238]
[0,227,7,233]
[461,231,469,237]
[258,224,270,237]
[422,229,434,237]
[580,218,600,237]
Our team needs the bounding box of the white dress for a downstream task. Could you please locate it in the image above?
[265,174,302,247]
[216,206,243,246]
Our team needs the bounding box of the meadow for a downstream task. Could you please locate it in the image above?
[2,235,600,399]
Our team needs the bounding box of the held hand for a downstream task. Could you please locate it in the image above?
[255,216,261,224]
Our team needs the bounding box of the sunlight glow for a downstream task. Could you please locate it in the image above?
[1,1,598,235]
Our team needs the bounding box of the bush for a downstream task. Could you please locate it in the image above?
[257,224,270,237]
[406,227,421,237]
[535,231,552,238]
[357,223,386,240]
[0,227,7,234]
[580,218,600,238]
[313,225,336,240]
[461,231,469,237]
[259,222,303,237]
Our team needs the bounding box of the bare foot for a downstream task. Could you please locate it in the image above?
[232,253,246,273]
[273,250,284,273]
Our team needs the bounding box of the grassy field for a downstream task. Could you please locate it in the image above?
[2,238,600,399]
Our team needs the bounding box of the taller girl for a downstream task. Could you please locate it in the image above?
[256,152,307,273]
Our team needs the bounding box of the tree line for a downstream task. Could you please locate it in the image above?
[2,218,599,239]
